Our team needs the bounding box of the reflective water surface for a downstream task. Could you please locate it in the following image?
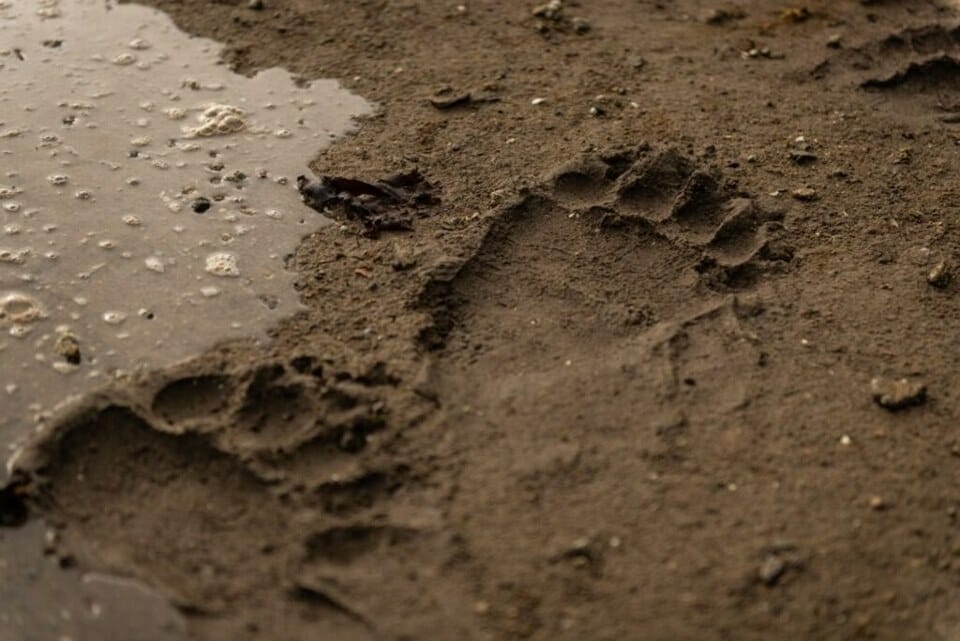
[0,0,370,469]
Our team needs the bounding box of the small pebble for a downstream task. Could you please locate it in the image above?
[532,0,562,19]
[759,555,786,586]
[702,8,744,24]
[791,187,818,201]
[870,377,927,411]
[789,150,817,165]
[928,260,951,289]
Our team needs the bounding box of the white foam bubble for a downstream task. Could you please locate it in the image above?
[144,256,164,273]
[184,104,248,137]
[204,252,239,277]
[101,311,127,325]
[0,292,45,324]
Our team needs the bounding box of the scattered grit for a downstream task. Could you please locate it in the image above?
[11,1,960,640]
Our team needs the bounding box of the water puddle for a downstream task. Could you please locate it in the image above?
[0,0,371,470]
[0,0,370,637]
[1,521,191,641]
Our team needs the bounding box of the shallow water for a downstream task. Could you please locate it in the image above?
[0,0,370,472]
[0,521,191,641]
[0,0,370,636]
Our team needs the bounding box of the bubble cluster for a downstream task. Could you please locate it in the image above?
[0,248,30,264]
[0,291,45,325]
[204,251,240,277]
[184,104,248,137]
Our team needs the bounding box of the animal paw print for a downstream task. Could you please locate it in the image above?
[31,354,436,636]
[814,24,960,120]
[549,146,787,274]
[146,357,395,494]
[421,145,789,355]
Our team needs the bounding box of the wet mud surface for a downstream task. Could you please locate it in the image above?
[8,0,960,639]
